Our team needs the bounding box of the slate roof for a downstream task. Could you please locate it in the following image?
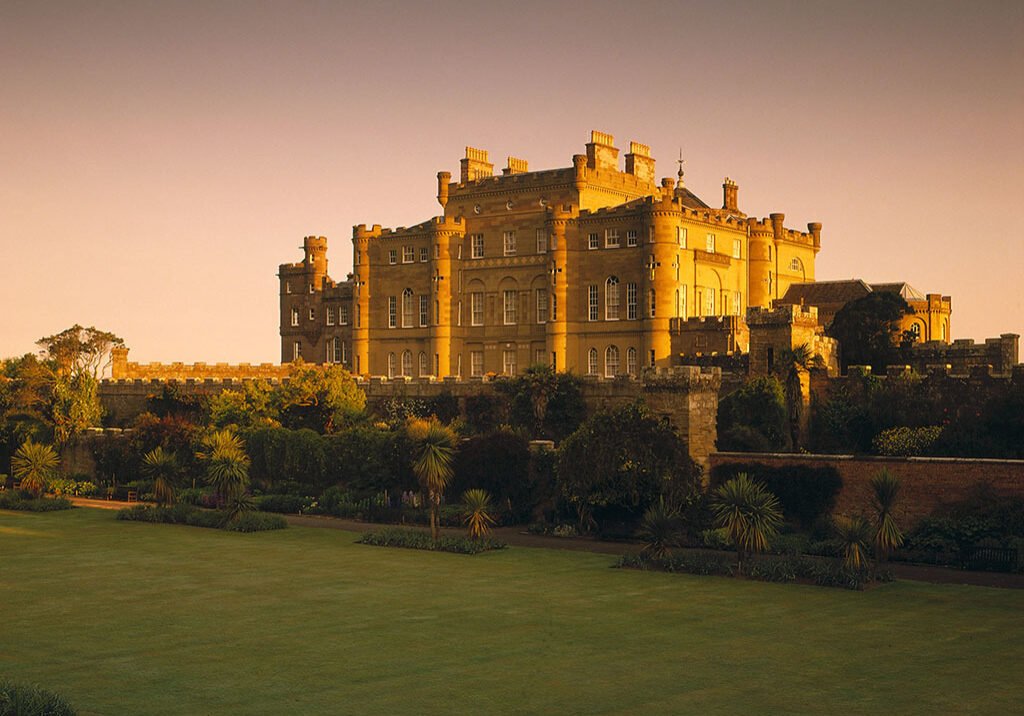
[675,186,710,209]
[870,282,926,301]
[778,280,873,307]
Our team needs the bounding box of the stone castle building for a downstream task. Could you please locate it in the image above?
[279,131,822,378]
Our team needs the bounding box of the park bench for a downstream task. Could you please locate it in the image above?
[962,546,1018,573]
[127,490,138,503]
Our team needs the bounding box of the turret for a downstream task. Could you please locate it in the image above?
[747,218,775,308]
[436,171,450,209]
[545,205,575,370]
[302,236,328,288]
[428,216,464,378]
[642,198,680,367]
[351,224,380,375]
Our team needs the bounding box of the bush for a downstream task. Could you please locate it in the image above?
[48,477,99,497]
[872,426,943,456]
[116,504,224,529]
[0,681,77,716]
[450,430,533,523]
[225,512,288,532]
[358,528,507,554]
[716,376,787,452]
[255,494,312,514]
[0,491,73,512]
[709,462,842,530]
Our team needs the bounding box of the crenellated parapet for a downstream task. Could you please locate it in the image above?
[110,348,292,382]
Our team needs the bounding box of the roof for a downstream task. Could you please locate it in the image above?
[674,186,710,209]
[869,282,926,301]
[778,280,873,307]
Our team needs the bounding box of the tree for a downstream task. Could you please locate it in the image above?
[50,372,103,447]
[499,365,587,440]
[636,497,684,560]
[716,376,788,452]
[142,447,178,507]
[710,474,783,576]
[828,292,911,372]
[774,343,822,451]
[202,430,251,506]
[462,489,496,539]
[869,468,904,577]
[11,440,60,498]
[276,361,365,433]
[207,379,279,430]
[36,324,124,379]
[834,514,873,570]
[408,419,456,540]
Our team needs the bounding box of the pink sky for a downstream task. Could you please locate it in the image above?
[2,0,1021,366]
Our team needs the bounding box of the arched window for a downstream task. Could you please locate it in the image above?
[626,347,637,376]
[401,350,413,377]
[402,288,414,328]
[419,351,428,377]
[588,347,598,375]
[387,352,396,378]
[605,276,619,320]
[908,323,922,342]
[605,345,619,377]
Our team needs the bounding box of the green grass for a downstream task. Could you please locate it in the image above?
[2,508,1022,715]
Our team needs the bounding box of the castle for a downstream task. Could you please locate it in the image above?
[279,131,823,378]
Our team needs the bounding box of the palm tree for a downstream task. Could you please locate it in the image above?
[462,489,496,539]
[142,447,178,507]
[869,469,904,578]
[224,492,257,523]
[410,419,456,541]
[205,442,250,506]
[834,514,873,570]
[711,473,783,576]
[775,343,822,451]
[11,440,59,498]
[636,497,683,560]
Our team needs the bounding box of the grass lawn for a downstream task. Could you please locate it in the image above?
[2,508,1022,715]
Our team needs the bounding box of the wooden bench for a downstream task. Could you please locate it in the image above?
[963,546,1018,573]
[127,490,139,503]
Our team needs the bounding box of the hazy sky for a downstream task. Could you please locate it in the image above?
[2,0,1021,366]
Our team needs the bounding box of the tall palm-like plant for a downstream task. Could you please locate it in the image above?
[11,440,59,498]
[142,447,178,507]
[636,497,684,560]
[834,514,873,570]
[869,469,904,577]
[410,419,456,540]
[775,343,823,451]
[711,473,783,576]
[462,489,496,539]
[205,442,251,506]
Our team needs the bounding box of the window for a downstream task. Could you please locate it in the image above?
[420,247,428,262]
[419,351,428,376]
[588,348,598,375]
[649,288,656,318]
[503,290,517,324]
[733,239,742,259]
[588,285,598,321]
[706,233,716,253]
[402,288,414,328]
[705,288,715,316]
[401,350,413,377]
[605,228,620,247]
[627,229,637,247]
[388,249,397,265]
[293,341,302,360]
[721,291,729,316]
[326,307,335,325]
[588,233,599,250]
[285,281,292,294]
[503,231,516,256]
[402,246,414,263]
[419,295,428,327]
[339,306,349,325]
[536,289,548,323]
[387,353,396,378]
[534,349,545,366]
[308,308,315,321]
[471,292,484,326]
[434,244,440,259]
[340,339,347,364]
[790,257,801,271]
[388,297,397,328]
[677,227,687,248]
[627,347,637,376]
[733,291,742,316]
[605,276,619,320]
[309,284,315,294]
[326,337,338,363]
[768,245,772,261]
[649,349,656,367]
[551,293,557,321]
[471,234,484,259]
[536,228,547,253]
[627,283,637,320]
[503,349,517,376]
[290,308,299,327]
[605,345,619,377]
[679,286,688,318]
[470,351,484,377]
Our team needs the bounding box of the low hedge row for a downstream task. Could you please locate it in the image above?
[0,491,74,512]
[0,681,77,715]
[116,505,286,532]
[358,528,507,555]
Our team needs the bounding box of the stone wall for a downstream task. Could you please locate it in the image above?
[111,347,290,382]
[709,452,1024,526]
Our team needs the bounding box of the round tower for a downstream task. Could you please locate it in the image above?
[429,216,463,378]
[545,205,574,370]
[303,235,328,288]
[351,225,377,375]
[642,198,679,367]
[747,218,775,308]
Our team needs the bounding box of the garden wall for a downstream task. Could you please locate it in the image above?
[709,452,1024,526]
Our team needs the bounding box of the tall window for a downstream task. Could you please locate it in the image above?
[733,239,742,259]
[308,308,315,321]
[340,339,347,364]
[588,233,599,250]
[551,293,558,321]
[679,286,688,318]
[587,348,598,375]
[503,231,516,256]
[605,345,619,377]
[402,288,414,328]
[388,297,397,328]
[627,283,637,320]
[293,341,302,360]
[387,352,396,378]
[402,350,413,377]
[339,306,348,325]
[419,295,428,327]
[388,249,397,265]
[470,351,484,377]
[536,289,548,323]
[471,292,484,326]
[402,246,414,263]
[605,228,620,247]
[472,234,484,259]
[706,233,716,253]
[285,281,292,294]
[733,291,742,316]
[627,229,637,247]
[290,308,299,327]
[419,351,428,376]
[326,306,336,325]
[536,228,547,253]
[704,288,715,315]
[605,276,619,320]
[503,349,517,376]
[677,227,687,248]
[649,288,656,318]
[588,285,598,321]
[503,290,517,324]
[627,347,637,376]
[535,349,545,366]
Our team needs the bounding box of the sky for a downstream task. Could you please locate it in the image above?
[2,0,1022,366]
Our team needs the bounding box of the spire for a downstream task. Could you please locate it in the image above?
[677,149,686,188]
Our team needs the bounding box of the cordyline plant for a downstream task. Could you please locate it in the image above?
[869,468,904,578]
[711,473,783,576]
[142,447,178,507]
[11,440,60,498]
[462,489,497,539]
[834,514,873,570]
[408,418,456,541]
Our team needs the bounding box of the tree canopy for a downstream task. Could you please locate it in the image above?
[36,324,124,378]
[828,292,911,372]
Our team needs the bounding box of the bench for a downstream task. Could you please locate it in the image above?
[127,490,139,503]
[963,546,1018,573]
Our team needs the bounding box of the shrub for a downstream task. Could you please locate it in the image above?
[116,504,224,529]
[450,430,533,523]
[0,681,77,716]
[358,527,507,554]
[872,426,943,456]
[709,462,842,530]
[0,491,73,512]
[716,376,787,452]
[225,512,288,532]
[255,494,312,514]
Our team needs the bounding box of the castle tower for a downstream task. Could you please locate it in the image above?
[352,224,379,375]
[747,217,775,308]
[303,235,328,285]
[428,217,463,377]
[642,194,680,367]
[545,205,574,370]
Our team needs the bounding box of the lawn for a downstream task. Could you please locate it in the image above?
[2,508,1021,715]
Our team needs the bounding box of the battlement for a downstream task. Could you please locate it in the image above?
[746,304,820,326]
[670,315,749,355]
[906,333,1019,376]
[110,347,290,382]
[746,216,819,246]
